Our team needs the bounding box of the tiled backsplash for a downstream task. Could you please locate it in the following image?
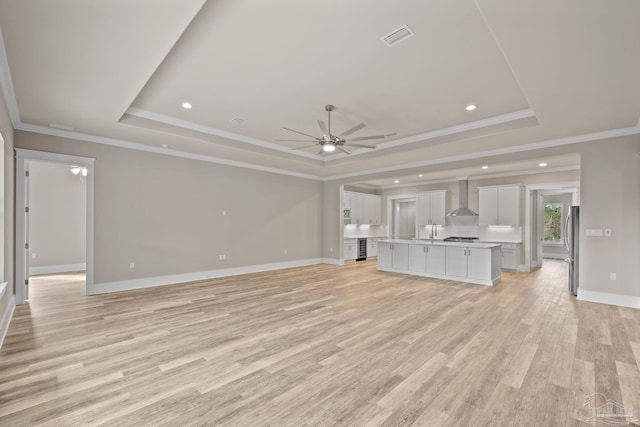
[417,224,522,242]
[344,224,388,238]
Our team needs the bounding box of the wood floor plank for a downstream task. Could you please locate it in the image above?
[0,260,638,426]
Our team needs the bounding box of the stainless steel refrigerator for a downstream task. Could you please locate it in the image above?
[564,206,580,295]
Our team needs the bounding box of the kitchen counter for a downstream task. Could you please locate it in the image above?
[377,240,501,286]
[378,239,502,249]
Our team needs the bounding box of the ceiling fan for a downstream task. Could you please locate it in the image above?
[277,105,386,155]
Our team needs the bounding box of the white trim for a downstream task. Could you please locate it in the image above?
[125,107,322,161]
[374,166,580,190]
[524,182,579,274]
[322,258,345,266]
[0,289,16,349]
[518,264,530,272]
[324,109,537,160]
[29,263,86,275]
[325,127,639,181]
[542,253,566,260]
[16,123,324,181]
[15,149,95,302]
[93,258,324,295]
[0,27,20,127]
[577,289,640,309]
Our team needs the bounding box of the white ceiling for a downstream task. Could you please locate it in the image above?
[0,0,639,180]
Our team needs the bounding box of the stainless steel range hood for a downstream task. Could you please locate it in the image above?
[447,179,479,217]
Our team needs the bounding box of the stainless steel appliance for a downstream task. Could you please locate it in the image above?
[357,238,367,261]
[443,236,479,243]
[564,206,580,295]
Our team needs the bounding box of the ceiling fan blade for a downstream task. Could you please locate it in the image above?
[338,123,365,137]
[336,145,351,155]
[283,127,319,139]
[348,135,386,141]
[347,143,377,149]
[275,139,316,142]
[317,120,329,136]
[292,144,321,150]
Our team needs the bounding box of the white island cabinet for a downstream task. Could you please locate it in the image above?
[378,240,501,286]
[378,242,409,270]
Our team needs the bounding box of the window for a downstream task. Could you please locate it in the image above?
[544,203,563,244]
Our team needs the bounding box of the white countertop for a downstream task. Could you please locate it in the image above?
[378,239,502,249]
[477,239,522,244]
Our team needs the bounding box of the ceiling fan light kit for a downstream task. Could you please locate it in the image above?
[280,105,387,155]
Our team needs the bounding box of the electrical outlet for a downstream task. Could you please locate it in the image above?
[222,254,226,260]
[31,253,37,259]
[284,249,287,255]
[222,210,226,216]
[604,229,611,237]
[129,262,135,269]
[610,272,616,280]
[330,247,333,252]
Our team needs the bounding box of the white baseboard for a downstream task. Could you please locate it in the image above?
[322,258,345,266]
[577,289,640,309]
[0,283,16,349]
[542,253,567,260]
[29,263,86,275]
[93,258,324,295]
[518,264,529,272]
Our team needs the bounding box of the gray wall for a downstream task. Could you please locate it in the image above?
[0,82,14,325]
[15,132,324,285]
[580,136,640,298]
[542,192,572,259]
[29,161,86,270]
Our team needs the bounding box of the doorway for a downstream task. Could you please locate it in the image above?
[15,149,95,304]
[524,182,579,271]
[392,199,416,240]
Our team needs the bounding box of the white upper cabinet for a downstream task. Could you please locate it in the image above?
[344,191,382,225]
[416,190,447,225]
[478,185,521,227]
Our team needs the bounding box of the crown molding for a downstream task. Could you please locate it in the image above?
[324,125,640,182]
[125,107,323,161]
[323,108,537,160]
[372,165,580,189]
[15,122,324,181]
[0,27,20,127]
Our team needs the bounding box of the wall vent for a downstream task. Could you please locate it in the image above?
[380,25,414,47]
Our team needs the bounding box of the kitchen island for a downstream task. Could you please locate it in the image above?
[377,239,502,286]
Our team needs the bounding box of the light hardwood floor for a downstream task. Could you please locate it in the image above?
[1,260,639,426]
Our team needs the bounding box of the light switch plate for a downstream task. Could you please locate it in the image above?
[586,229,603,237]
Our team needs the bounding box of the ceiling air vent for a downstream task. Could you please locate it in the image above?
[381,25,414,47]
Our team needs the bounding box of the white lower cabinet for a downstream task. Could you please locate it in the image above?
[378,242,409,270]
[379,242,500,285]
[445,247,468,278]
[445,246,501,283]
[367,240,378,258]
[500,243,519,271]
[344,240,357,261]
[409,244,446,275]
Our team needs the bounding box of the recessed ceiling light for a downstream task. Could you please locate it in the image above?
[394,180,400,184]
[182,102,192,109]
[418,174,423,177]
[539,162,548,167]
[322,144,336,152]
[482,165,489,169]
[465,104,476,111]
[231,117,245,124]
[161,144,170,149]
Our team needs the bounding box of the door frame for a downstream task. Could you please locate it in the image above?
[386,193,419,239]
[524,181,579,272]
[15,149,95,304]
